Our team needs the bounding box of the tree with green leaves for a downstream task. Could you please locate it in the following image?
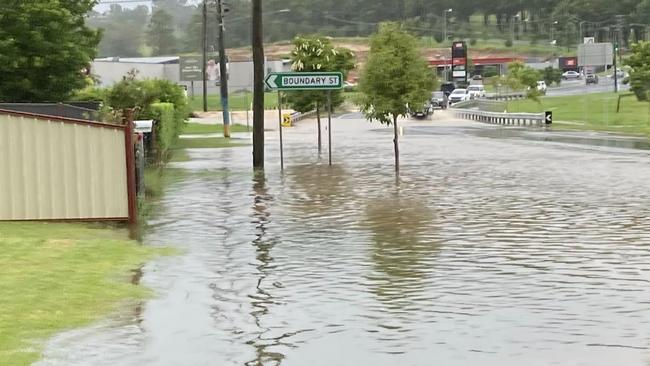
[626,41,650,101]
[286,36,355,152]
[0,0,101,102]
[147,9,178,56]
[542,66,562,87]
[505,62,543,99]
[358,23,435,172]
[90,5,149,57]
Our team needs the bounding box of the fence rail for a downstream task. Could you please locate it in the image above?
[485,92,527,101]
[453,108,546,127]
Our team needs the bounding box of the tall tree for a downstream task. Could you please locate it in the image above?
[359,23,435,172]
[0,0,101,102]
[89,5,149,57]
[147,9,178,56]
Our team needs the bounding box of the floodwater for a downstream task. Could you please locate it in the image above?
[39,113,650,366]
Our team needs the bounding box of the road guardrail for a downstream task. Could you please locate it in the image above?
[452,108,546,127]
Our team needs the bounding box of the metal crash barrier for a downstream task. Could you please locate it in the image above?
[452,108,546,127]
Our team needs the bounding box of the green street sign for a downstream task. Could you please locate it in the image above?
[179,56,203,81]
[264,72,343,90]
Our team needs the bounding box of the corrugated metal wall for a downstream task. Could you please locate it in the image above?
[0,113,129,220]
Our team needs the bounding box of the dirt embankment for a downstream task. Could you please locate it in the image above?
[227,38,526,81]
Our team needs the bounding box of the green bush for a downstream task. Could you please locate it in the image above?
[72,86,108,102]
[505,39,513,47]
[150,103,180,162]
[469,38,477,46]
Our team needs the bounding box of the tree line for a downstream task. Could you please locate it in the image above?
[91,0,650,58]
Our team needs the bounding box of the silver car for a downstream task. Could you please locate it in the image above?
[448,89,468,105]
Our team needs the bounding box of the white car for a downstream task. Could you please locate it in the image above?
[467,85,486,99]
[562,70,581,80]
[448,89,468,104]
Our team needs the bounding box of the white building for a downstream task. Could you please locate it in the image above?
[91,56,291,95]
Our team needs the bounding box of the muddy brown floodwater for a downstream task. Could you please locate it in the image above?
[38,114,650,366]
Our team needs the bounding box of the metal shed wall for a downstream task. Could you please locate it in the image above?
[0,113,129,220]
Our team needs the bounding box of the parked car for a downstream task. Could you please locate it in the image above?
[448,88,468,105]
[536,81,547,94]
[467,85,486,99]
[562,70,581,80]
[586,74,599,85]
[409,102,434,119]
[471,74,483,81]
[431,91,448,109]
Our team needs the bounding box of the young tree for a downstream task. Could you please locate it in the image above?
[506,61,543,99]
[626,41,650,101]
[542,66,562,86]
[0,0,101,102]
[358,23,435,172]
[147,9,178,56]
[286,36,355,151]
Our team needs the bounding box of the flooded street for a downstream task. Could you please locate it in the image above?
[39,112,650,366]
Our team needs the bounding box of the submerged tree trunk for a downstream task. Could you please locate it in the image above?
[393,115,399,172]
[316,101,322,152]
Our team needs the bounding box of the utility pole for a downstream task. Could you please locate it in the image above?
[217,0,230,138]
[252,0,264,168]
[201,0,208,112]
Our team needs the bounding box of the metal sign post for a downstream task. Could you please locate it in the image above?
[327,90,332,166]
[277,91,284,170]
[264,71,344,168]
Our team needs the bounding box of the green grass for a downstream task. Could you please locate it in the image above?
[181,123,250,134]
[173,137,249,149]
[0,222,163,365]
[187,92,278,112]
[507,92,650,136]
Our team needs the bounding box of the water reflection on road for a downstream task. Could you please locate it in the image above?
[38,116,650,366]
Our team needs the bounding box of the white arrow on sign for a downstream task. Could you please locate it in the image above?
[545,112,552,123]
[265,74,278,89]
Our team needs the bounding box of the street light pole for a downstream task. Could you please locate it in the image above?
[443,9,452,43]
[443,8,452,82]
[216,0,230,138]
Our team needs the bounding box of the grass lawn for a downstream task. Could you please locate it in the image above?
[181,123,250,134]
[187,92,278,112]
[0,222,162,365]
[173,137,249,149]
[507,92,650,136]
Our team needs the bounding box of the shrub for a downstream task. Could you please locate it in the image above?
[72,87,107,102]
[150,103,180,162]
[469,38,477,46]
[505,39,513,48]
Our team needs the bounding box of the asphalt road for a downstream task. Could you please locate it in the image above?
[546,77,630,97]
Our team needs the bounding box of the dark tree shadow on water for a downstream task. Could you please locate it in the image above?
[363,194,440,312]
[284,164,351,216]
